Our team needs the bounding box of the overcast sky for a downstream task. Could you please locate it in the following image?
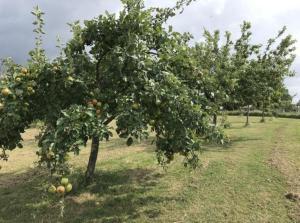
[1,0,300,102]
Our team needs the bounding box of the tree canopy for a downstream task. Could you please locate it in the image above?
[0,0,226,182]
[0,0,296,182]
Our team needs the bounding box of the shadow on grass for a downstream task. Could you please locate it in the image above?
[201,135,262,153]
[229,136,262,144]
[228,125,247,130]
[0,166,169,223]
[101,136,156,151]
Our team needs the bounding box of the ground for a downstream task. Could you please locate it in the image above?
[0,116,299,223]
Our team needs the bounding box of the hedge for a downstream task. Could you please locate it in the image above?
[225,110,300,119]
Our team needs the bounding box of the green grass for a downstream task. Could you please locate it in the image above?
[0,116,299,223]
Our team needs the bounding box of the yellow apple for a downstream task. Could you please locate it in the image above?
[1,88,11,96]
[21,68,28,74]
[27,87,35,94]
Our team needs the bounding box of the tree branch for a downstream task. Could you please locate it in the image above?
[104,115,115,125]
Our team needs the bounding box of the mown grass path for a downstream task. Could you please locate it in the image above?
[0,117,299,222]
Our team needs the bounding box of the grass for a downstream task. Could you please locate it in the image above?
[0,116,299,223]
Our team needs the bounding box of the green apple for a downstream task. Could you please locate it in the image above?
[48,185,56,193]
[65,183,72,193]
[64,154,71,161]
[149,120,155,125]
[67,76,74,82]
[132,103,140,110]
[61,177,69,186]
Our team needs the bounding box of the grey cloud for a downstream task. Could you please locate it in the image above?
[0,0,299,101]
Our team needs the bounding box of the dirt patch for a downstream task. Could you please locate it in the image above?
[71,192,97,204]
[21,128,40,141]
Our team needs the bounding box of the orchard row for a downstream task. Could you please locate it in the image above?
[0,0,295,183]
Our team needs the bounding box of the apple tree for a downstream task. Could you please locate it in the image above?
[232,22,261,126]
[255,27,296,122]
[0,0,226,183]
[192,30,235,126]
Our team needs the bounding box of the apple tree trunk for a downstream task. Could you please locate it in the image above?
[261,104,265,123]
[213,114,217,126]
[245,105,250,126]
[85,136,100,183]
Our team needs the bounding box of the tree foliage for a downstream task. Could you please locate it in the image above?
[0,1,225,180]
[0,0,296,182]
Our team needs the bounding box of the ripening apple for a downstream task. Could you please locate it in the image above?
[92,99,98,106]
[1,88,11,96]
[21,68,28,74]
[56,186,65,194]
[96,109,101,116]
[46,151,55,159]
[15,77,21,83]
[27,87,35,94]
[61,177,69,186]
[0,103,4,111]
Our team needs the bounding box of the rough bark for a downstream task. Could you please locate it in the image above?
[85,136,100,183]
[84,116,115,184]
